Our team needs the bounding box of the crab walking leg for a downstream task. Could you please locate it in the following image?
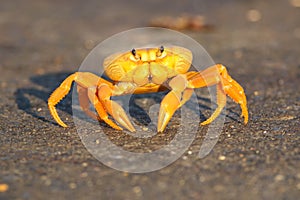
[48,73,78,127]
[200,83,226,125]
[97,84,136,132]
[87,86,123,131]
[187,64,248,124]
[221,77,248,122]
[77,85,99,121]
[48,72,115,127]
[157,74,194,132]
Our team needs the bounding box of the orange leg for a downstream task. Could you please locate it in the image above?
[200,83,226,125]
[157,64,248,132]
[157,74,194,132]
[48,73,78,127]
[86,86,123,131]
[48,72,135,131]
[188,64,248,124]
[97,84,136,132]
[77,85,99,121]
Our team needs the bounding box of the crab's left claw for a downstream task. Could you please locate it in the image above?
[157,75,193,132]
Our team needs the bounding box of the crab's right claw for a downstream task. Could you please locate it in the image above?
[157,91,181,132]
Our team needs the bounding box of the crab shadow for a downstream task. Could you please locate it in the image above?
[14,71,239,128]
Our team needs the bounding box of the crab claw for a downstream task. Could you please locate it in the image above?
[104,100,136,132]
[157,90,181,132]
[97,84,136,132]
[157,74,193,132]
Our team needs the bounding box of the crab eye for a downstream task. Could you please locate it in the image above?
[159,46,164,53]
[131,48,136,56]
[130,48,141,60]
[156,46,165,57]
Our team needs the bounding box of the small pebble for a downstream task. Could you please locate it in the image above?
[274,174,285,182]
[142,127,148,131]
[246,9,262,22]
[82,162,88,167]
[132,186,142,196]
[218,155,226,161]
[0,184,9,192]
[69,182,77,189]
[187,150,192,155]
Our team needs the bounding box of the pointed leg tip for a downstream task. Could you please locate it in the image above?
[129,128,136,133]
[115,126,123,131]
[105,101,136,132]
[105,120,123,131]
[118,116,135,132]
[241,112,248,125]
[200,119,210,126]
[56,120,68,128]
[157,109,170,133]
[157,127,164,133]
[128,125,136,133]
[157,123,168,133]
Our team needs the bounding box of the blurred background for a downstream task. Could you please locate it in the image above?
[0,0,299,199]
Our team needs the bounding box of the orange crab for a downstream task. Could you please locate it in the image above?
[48,46,248,132]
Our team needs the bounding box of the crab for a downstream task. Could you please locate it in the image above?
[48,46,248,132]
